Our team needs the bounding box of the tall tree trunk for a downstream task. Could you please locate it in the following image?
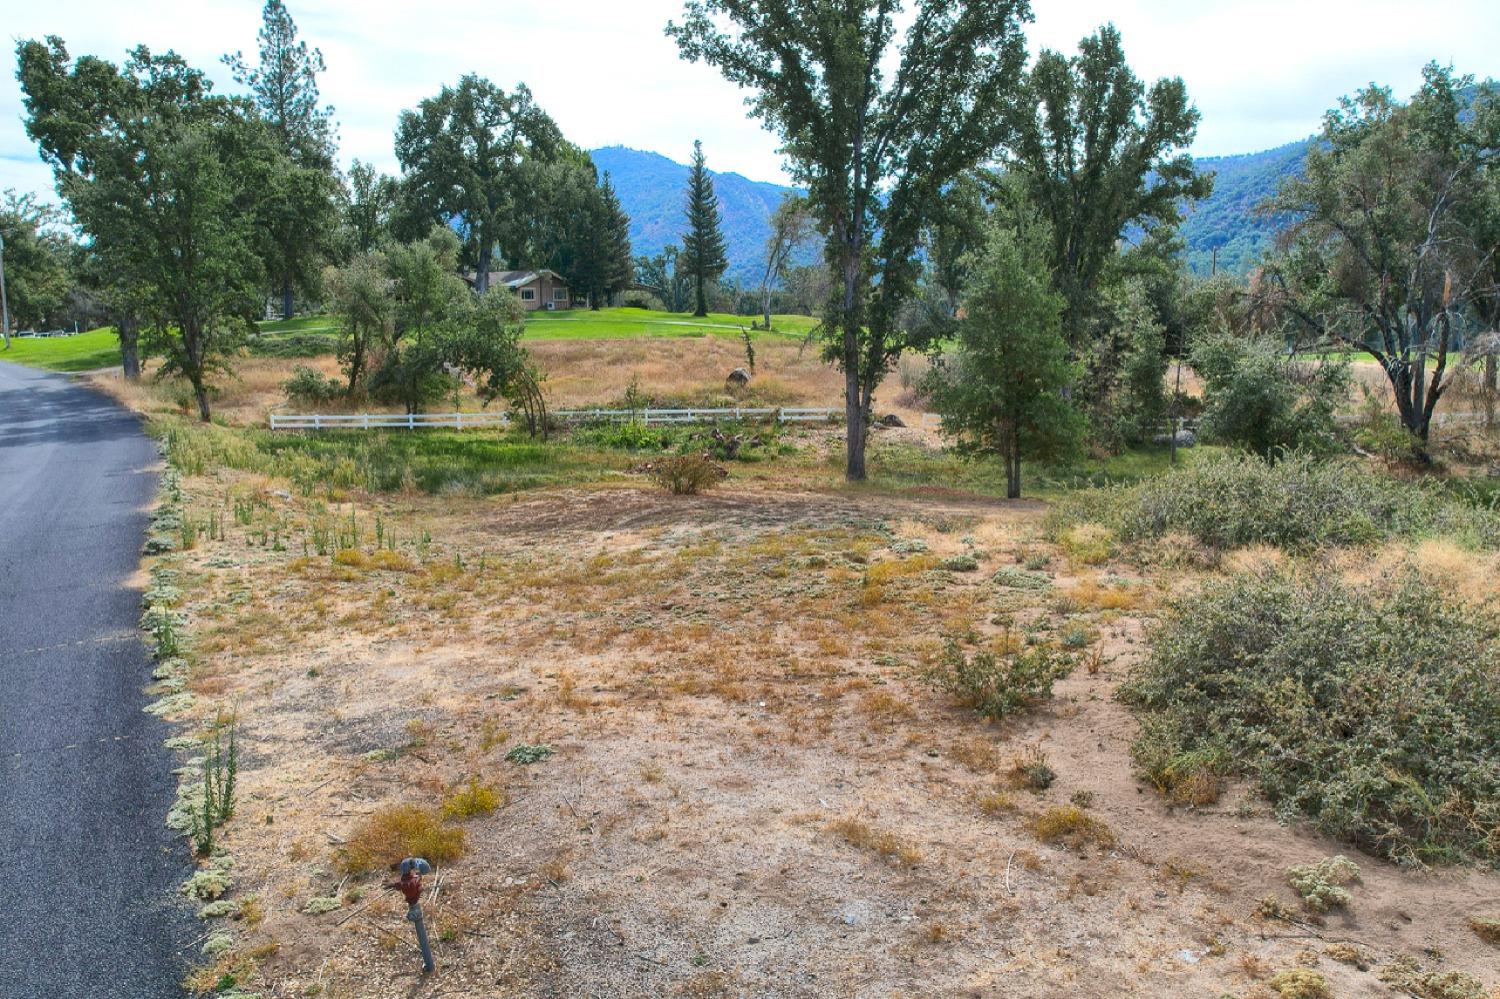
[346,332,364,397]
[694,272,708,317]
[1006,431,1021,500]
[281,279,294,321]
[844,360,866,481]
[193,379,211,422]
[118,316,141,381]
[762,285,773,331]
[1485,353,1496,428]
[476,245,492,294]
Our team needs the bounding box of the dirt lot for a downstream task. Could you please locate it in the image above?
[128,423,1500,999]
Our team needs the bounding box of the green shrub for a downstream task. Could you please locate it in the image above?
[1065,451,1500,552]
[282,365,343,407]
[1191,332,1348,457]
[923,639,1073,723]
[1124,565,1500,865]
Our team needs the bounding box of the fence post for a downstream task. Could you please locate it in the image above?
[313,414,321,431]
[407,413,414,430]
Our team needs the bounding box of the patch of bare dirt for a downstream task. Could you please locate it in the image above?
[152,468,1500,999]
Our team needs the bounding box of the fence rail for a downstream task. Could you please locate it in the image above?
[269,406,841,432]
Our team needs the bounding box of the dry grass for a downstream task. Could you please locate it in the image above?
[1064,575,1147,612]
[1030,806,1116,851]
[340,803,467,874]
[827,815,923,866]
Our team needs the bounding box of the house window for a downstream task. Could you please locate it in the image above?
[553,288,568,302]
[520,288,536,301]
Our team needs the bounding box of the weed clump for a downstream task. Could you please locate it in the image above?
[1286,856,1360,912]
[1030,806,1115,850]
[505,743,553,765]
[441,778,502,819]
[1124,565,1500,865]
[923,640,1072,723]
[828,816,922,866]
[1266,968,1331,999]
[340,803,466,874]
[1007,743,1056,791]
[1472,915,1500,945]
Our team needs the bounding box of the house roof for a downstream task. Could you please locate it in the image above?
[483,269,566,289]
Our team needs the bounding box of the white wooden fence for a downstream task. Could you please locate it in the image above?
[269,406,840,432]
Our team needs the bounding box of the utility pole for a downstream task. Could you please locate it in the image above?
[1,230,11,350]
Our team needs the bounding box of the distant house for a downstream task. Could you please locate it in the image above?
[466,269,577,311]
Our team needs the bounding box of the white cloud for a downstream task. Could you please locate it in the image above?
[3,0,1496,206]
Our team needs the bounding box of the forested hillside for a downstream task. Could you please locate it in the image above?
[1179,139,1310,275]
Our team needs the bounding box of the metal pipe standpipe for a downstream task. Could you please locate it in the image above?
[388,857,435,972]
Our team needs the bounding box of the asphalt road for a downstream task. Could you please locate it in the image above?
[0,360,190,998]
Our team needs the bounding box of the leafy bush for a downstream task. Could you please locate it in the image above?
[1191,333,1348,457]
[647,453,724,495]
[1125,565,1500,864]
[1069,451,1500,551]
[619,289,667,311]
[504,743,552,764]
[282,365,343,406]
[923,639,1073,723]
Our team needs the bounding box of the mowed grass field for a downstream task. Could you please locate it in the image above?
[522,308,818,341]
[3,309,820,373]
[2,328,121,372]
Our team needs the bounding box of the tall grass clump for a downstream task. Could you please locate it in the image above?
[1057,452,1500,552]
[1125,565,1500,865]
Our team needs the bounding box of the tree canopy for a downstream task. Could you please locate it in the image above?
[395,77,564,291]
[225,0,340,319]
[669,0,1032,480]
[1005,24,1210,343]
[18,37,276,415]
[1265,64,1499,452]
[925,218,1081,498]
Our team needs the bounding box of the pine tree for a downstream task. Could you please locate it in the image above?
[598,173,633,307]
[680,140,727,316]
[224,0,339,319]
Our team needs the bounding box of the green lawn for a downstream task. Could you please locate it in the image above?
[257,315,341,335]
[1,328,122,372]
[522,308,818,341]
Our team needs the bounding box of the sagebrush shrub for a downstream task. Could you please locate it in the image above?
[1059,452,1500,552]
[1287,855,1360,912]
[924,640,1072,723]
[1125,565,1500,865]
[648,453,724,495]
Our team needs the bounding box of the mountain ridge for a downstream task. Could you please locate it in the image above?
[590,139,1310,284]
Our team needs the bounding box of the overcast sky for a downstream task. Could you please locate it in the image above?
[3,0,1496,204]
